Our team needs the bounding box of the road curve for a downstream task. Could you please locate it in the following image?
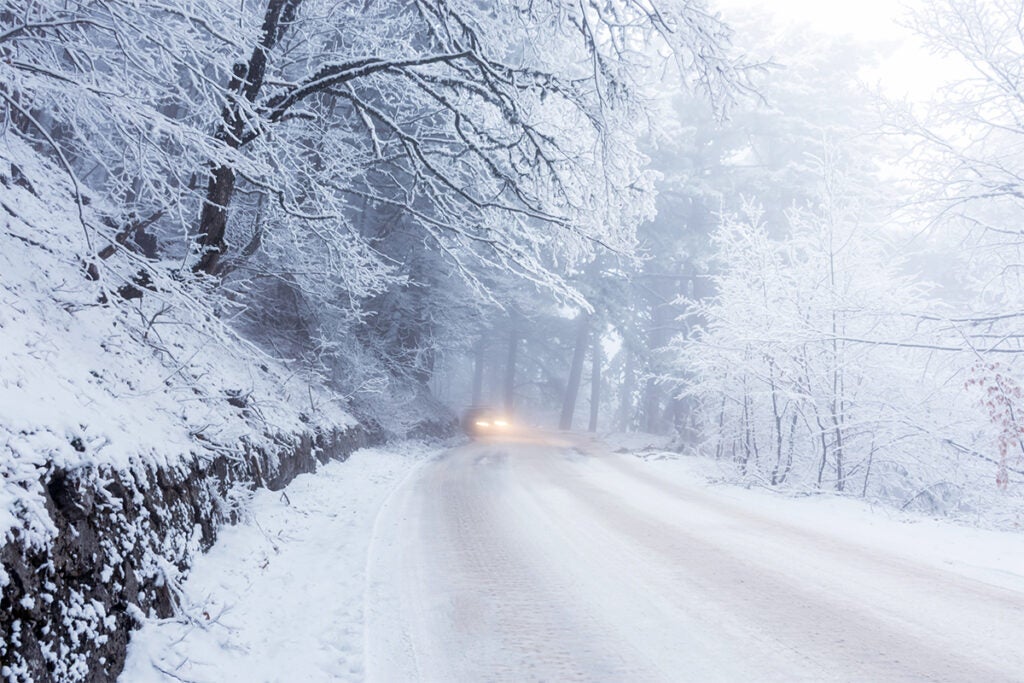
[364,434,1024,682]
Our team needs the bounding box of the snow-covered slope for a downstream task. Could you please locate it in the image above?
[0,141,365,682]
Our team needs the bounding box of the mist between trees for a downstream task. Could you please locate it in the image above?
[3,0,1023,522]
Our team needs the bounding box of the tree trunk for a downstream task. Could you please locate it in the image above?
[471,338,485,405]
[588,332,601,432]
[195,165,236,274]
[194,0,301,275]
[504,328,518,414]
[642,377,660,433]
[617,350,635,431]
[559,313,590,430]
[487,342,502,406]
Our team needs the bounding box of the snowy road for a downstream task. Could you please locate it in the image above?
[365,434,1024,682]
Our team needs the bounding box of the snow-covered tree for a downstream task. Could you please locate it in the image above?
[191,0,754,293]
[1,0,757,423]
[605,18,885,436]
[0,0,242,255]
[672,157,935,492]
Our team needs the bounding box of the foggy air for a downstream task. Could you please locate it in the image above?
[2,1,1023,681]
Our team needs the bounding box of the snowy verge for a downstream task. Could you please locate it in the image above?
[611,447,1024,594]
[599,423,1024,528]
[120,443,436,683]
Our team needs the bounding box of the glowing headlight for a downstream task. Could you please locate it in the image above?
[493,419,509,427]
[474,420,490,427]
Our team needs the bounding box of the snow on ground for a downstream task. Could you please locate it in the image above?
[121,443,435,683]
[369,435,1024,681]
[627,447,1024,594]
[123,434,1024,681]
[598,431,673,454]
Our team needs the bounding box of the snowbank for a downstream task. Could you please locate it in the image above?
[121,444,434,682]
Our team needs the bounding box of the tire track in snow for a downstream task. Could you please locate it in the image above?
[366,436,1024,682]
[366,443,655,681]
[530,448,1023,682]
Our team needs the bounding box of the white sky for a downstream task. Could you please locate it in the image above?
[713,0,912,39]
[711,0,961,102]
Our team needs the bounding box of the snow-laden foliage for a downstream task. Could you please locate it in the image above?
[0,0,755,414]
[0,133,369,682]
[671,156,1024,523]
[0,0,246,237]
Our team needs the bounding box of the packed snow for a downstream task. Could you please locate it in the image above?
[123,433,1024,682]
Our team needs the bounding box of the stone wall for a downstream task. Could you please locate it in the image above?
[0,425,376,682]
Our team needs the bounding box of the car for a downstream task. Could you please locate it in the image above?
[462,406,513,437]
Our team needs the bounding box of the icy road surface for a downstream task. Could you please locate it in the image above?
[365,435,1024,682]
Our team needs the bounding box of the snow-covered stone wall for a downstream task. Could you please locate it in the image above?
[1,425,371,682]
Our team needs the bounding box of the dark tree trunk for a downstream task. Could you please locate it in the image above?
[195,165,237,274]
[588,332,601,433]
[559,313,590,430]
[194,0,302,275]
